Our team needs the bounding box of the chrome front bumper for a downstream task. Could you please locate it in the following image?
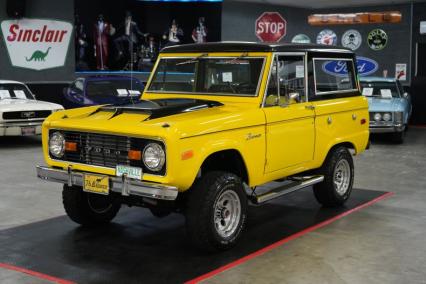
[369,123,405,133]
[36,165,178,201]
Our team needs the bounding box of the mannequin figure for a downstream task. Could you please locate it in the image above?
[93,14,115,70]
[163,20,184,47]
[192,17,207,43]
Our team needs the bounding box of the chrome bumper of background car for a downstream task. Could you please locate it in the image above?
[36,165,178,201]
[369,123,405,133]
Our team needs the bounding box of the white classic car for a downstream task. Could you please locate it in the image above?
[0,80,63,136]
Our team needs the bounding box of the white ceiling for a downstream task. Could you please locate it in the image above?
[229,0,426,9]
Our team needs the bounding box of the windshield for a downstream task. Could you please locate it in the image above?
[360,81,400,98]
[0,84,34,100]
[147,57,265,96]
[86,79,144,99]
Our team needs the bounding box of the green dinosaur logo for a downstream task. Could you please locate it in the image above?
[25,47,51,62]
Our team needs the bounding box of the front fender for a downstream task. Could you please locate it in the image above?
[171,125,266,191]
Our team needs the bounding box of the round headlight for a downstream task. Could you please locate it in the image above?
[383,113,391,122]
[374,113,382,122]
[49,132,65,158]
[143,143,165,171]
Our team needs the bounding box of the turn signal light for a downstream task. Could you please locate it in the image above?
[65,142,77,152]
[181,150,194,160]
[128,150,142,160]
[361,118,367,125]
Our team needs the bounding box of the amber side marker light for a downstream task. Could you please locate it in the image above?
[65,142,77,152]
[128,150,142,160]
[181,150,194,160]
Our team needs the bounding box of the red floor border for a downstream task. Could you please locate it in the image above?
[0,262,76,284]
[185,191,394,284]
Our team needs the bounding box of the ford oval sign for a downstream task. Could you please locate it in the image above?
[322,56,378,77]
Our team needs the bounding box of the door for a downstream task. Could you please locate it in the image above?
[263,55,315,174]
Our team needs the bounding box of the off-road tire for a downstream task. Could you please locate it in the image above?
[62,185,121,226]
[313,146,354,207]
[185,171,247,252]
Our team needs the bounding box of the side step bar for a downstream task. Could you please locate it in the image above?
[251,175,324,205]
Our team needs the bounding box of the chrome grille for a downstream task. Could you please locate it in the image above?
[63,132,131,168]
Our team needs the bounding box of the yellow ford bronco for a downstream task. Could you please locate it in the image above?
[37,42,369,251]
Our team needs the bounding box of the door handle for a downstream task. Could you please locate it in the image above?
[305,105,315,110]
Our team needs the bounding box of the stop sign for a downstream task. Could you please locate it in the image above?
[255,12,287,43]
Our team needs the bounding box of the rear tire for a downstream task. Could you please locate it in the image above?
[62,185,121,226]
[313,146,354,207]
[185,171,247,252]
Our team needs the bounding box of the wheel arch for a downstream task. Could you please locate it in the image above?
[199,149,249,185]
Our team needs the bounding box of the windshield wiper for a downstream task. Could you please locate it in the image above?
[175,53,208,66]
[223,52,249,64]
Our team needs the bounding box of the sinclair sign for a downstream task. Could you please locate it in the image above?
[1,19,72,71]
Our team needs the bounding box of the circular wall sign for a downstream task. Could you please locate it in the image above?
[367,29,388,51]
[341,29,362,51]
[291,34,311,44]
[316,29,337,46]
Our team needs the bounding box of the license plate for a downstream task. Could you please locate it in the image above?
[83,174,109,195]
[21,127,36,136]
[116,165,142,180]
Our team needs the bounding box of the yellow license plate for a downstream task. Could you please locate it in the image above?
[83,174,109,195]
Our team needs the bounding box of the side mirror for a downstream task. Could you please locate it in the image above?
[289,92,300,101]
[279,92,300,108]
[403,92,409,98]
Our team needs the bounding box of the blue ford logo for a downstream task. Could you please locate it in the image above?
[322,56,378,77]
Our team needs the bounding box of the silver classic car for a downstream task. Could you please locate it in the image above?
[360,77,412,143]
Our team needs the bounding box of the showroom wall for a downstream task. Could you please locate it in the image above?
[222,1,413,84]
[0,0,74,83]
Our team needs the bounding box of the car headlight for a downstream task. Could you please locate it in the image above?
[374,113,382,122]
[49,132,65,158]
[383,113,392,122]
[143,143,165,171]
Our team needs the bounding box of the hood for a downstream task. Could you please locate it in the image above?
[87,95,141,106]
[367,97,405,112]
[0,99,63,112]
[47,98,264,139]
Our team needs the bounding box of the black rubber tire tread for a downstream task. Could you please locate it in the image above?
[185,171,247,252]
[313,146,354,207]
[62,185,121,226]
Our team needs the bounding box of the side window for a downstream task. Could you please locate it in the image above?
[313,59,357,95]
[265,55,306,107]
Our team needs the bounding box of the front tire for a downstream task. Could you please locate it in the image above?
[62,185,121,226]
[313,146,354,207]
[185,171,247,252]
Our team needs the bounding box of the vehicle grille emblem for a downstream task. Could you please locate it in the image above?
[21,111,35,119]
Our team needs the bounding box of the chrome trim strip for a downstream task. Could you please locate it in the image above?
[36,165,178,201]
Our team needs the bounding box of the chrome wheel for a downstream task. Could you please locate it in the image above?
[214,190,241,238]
[333,159,351,196]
